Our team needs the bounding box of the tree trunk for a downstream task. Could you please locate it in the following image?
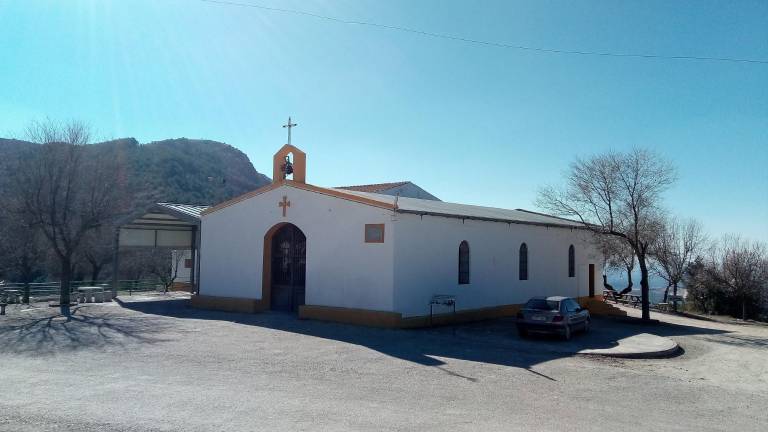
[625,268,634,291]
[111,229,120,300]
[23,282,30,304]
[21,259,33,304]
[60,257,72,316]
[637,255,651,321]
[90,264,102,285]
[663,284,671,303]
[672,282,678,312]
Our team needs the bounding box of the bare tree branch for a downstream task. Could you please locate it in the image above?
[651,217,707,309]
[8,119,120,315]
[537,148,676,320]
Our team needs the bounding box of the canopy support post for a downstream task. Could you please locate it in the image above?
[111,228,120,299]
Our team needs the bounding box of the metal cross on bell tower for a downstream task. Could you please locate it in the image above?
[282,116,297,145]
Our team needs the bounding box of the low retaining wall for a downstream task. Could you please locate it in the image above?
[170,282,194,293]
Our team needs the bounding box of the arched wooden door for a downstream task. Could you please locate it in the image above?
[270,224,306,312]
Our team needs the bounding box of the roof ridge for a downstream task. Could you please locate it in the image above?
[514,208,584,224]
[336,181,410,191]
[201,180,396,216]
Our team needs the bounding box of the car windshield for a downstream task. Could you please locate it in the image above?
[525,299,560,311]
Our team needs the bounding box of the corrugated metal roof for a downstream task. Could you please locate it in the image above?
[201,180,582,229]
[336,181,410,193]
[329,189,584,228]
[156,203,209,220]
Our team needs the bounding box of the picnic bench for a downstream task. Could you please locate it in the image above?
[653,298,684,312]
[602,290,641,307]
[1,289,23,304]
[76,286,109,303]
[0,288,13,315]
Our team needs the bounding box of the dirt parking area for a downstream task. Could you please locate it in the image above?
[1,297,766,432]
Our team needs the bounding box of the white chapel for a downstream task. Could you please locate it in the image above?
[193,144,604,327]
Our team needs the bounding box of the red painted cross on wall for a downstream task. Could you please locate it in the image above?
[279,195,291,217]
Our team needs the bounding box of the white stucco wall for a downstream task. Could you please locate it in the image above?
[199,185,396,312]
[392,213,603,317]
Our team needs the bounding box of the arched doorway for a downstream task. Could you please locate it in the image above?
[267,223,306,312]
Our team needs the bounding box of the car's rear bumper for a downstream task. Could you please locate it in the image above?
[517,322,567,334]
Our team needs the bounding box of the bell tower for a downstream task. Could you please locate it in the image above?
[273,144,306,184]
[272,117,306,184]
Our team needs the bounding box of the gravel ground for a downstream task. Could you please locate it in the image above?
[1,297,766,432]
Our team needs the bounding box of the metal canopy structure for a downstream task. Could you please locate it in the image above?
[112,203,207,295]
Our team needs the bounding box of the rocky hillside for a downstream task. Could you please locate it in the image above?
[0,137,271,207]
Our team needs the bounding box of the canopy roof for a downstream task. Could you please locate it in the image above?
[117,203,208,248]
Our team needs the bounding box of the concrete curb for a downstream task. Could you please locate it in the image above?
[578,342,682,359]
[576,333,682,359]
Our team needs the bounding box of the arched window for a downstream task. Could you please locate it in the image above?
[458,241,470,284]
[568,245,575,278]
[519,243,528,280]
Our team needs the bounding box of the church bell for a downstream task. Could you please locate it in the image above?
[283,155,294,176]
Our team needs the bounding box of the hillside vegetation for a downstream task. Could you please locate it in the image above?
[0,137,271,207]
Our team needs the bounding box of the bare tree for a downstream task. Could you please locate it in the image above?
[145,248,185,293]
[77,225,115,284]
[683,255,720,314]
[9,120,120,315]
[118,250,153,282]
[537,149,675,320]
[651,217,706,310]
[0,210,46,303]
[599,236,636,293]
[709,235,768,320]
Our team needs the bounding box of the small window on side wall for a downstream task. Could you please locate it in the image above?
[365,224,385,243]
[458,241,470,284]
[519,243,528,280]
[568,245,575,278]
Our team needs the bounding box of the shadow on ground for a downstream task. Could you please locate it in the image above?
[116,297,732,380]
[0,303,175,355]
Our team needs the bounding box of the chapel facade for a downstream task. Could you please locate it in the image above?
[193,144,604,327]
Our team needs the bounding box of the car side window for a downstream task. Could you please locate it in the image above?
[567,299,579,312]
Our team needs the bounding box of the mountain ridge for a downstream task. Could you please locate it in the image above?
[0,137,271,207]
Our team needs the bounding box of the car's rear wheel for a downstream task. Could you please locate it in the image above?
[563,325,572,340]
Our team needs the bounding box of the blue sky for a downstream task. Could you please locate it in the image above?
[1,0,767,242]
